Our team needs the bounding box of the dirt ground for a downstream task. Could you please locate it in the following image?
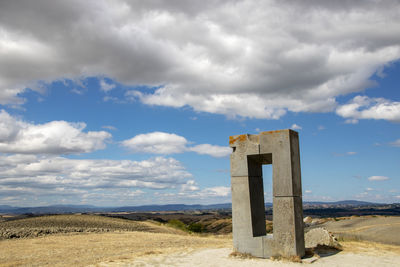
[0,231,231,267]
[98,241,400,267]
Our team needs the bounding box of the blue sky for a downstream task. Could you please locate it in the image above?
[0,0,399,206]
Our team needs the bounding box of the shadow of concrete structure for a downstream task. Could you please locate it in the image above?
[229,129,305,258]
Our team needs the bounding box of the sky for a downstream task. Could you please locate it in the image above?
[0,0,399,207]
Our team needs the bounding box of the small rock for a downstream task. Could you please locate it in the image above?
[303,216,313,224]
[302,255,319,264]
[304,227,341,249]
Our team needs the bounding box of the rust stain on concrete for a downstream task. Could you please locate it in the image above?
[229,134,248,145]
[260,129,288,135]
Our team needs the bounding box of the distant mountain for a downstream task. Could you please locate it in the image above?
[332,200,375,205]
[0,205,104,214]
[0,203,232,214]
[0,205,14,211]
[304,200,375,206]
[0,200,386,214]
[111,203,232,212]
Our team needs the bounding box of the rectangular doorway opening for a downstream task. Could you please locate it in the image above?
[262,164,273,234]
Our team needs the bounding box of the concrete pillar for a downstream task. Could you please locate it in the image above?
[229,129,305,258]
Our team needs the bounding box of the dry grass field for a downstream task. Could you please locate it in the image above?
[104,212,235,234]
[316,215,400,245]
[0,231,231,266]
[1,214,400,266]
[0,214,183,239]
[0,214,231,266]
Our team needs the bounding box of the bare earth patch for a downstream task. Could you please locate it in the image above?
[103,241,400,267]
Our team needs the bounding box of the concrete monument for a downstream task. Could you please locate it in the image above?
[229,129,305,258]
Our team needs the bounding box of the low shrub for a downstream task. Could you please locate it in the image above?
[167,219,187,231]
[187,223,204,233]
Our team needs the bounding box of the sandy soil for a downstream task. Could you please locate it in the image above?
[100,241,400,267]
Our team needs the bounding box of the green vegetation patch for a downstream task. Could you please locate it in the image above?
[166,219,205,233]
[187,222,205,233]
[167,219,188,231]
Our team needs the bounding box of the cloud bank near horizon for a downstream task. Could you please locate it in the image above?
[0,154,193,205]
[1,0,400,120]
[0,112,232,205]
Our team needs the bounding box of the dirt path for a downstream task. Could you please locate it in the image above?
[102,242,400,267]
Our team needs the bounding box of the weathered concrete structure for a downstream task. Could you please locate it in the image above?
[229,129,305,258]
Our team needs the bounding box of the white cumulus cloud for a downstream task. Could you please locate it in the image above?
[99,79,116,93]
[121,132,188,154]
[0,110,111,154]
[336,96,400,123]
[181,180,199,192]
[189,144,231,158]
[201,186,231,197]
[178,186,231,199]
[291,124,302,130]
[121,131,230,157]
[390,139,400,147]
[0,1,399,119]
[368,175,389,181]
